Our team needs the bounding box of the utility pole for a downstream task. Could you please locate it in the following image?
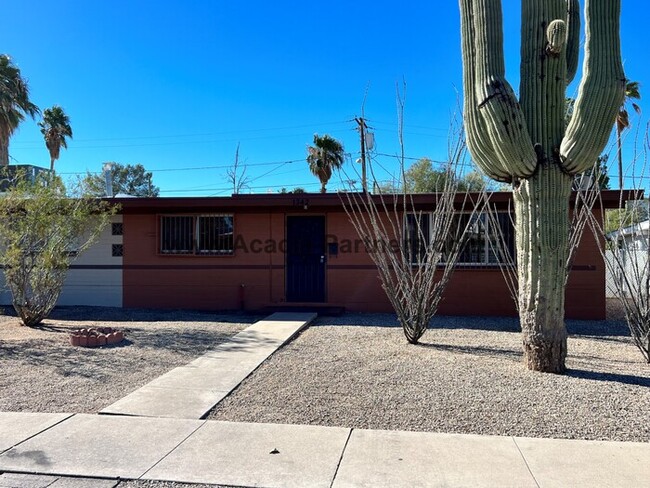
[355,117,367,192]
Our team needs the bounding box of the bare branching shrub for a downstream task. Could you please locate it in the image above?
[341,108,485,343]
[590,126,650,362]
[0,175,116,326]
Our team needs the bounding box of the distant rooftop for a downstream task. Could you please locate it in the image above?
[0,164,50,192]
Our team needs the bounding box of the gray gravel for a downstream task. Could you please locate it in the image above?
[209,312,650,442]
[0,306,256,413]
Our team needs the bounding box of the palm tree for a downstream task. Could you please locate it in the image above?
[616,81,641,189]
[307,134,344,193]
[38,105,72,173]
[0,55,40,167]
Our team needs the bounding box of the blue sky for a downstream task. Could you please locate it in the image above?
[4,0,648,196]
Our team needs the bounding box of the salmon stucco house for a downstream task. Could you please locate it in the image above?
[0,191,625,319]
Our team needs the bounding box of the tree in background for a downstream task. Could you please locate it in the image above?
[605,199,649,235]
[460,0,625,373]
[0,55,39,167]
[403,157,497,193]
[225,143,250,194]
[80,162,159,197]
[615,81,641,189]
[307,134,345,193]
[38,105,72,173]
[403,158,448,192]
[0,174,115,326]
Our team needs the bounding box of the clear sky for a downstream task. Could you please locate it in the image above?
[3,0,648,196]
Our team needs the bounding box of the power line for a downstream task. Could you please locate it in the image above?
[160,181,322,195]
[375,152,449,165]
[13,128,353,150]
[11,120,353,145]
[366,120,449,132]
[57,158,306,176]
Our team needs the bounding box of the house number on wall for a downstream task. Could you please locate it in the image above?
[292,198,310,207]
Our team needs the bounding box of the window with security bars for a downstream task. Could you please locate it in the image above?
[197,215,234,254]
[160,215,234,255]
[406,212,515,266]
[405,213,431,264]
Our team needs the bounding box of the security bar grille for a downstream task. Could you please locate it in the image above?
[160,215,234,255]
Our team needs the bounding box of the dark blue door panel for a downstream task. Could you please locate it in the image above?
[286,216,326,302]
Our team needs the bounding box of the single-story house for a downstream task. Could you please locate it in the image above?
[0,191,627,319]
[607,219,649,251]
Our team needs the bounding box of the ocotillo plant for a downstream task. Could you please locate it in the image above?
[459,0,626,373]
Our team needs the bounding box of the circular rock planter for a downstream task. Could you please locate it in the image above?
[70,327,125,348]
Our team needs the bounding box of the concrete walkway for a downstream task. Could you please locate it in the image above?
[0,412,648,487]
[100,312,316,419]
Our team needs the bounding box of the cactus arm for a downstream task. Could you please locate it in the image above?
[566,0,580,83]
[459,0,512,182]
[560,0,626,174]
[472,0,537,179]
[546,20,567,55]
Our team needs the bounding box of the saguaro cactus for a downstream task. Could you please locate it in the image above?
[459,0,625,373]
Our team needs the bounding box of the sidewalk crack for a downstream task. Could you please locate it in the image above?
[138,420,207,480]
[329,428,354,488]
[512,437,541,488]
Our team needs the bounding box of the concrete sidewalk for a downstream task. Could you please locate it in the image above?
[100,312,316,419]
[0,412,648,487]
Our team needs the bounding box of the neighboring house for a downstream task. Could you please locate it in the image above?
[608,219,649,250]
[0,164,50,192]
[0,215,124,307]
[605,219,649,298]
[0,191,628,319]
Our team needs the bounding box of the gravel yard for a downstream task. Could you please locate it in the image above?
[209,311,650,443]
[1,301,648,445]
[0,306,254,413]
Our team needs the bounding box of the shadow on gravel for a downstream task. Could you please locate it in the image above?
[28,324,73,335]
[0,339,132,380]
[416,341,522,361]
[313,313,400,328]
[316,313,523,332]
[566,319,631,338]
[316,313,632,339]
[0,327,248,379]
[430,315,521,333]
[567,368,650,387]
[1,306,263,325]
[125,327,241,351]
